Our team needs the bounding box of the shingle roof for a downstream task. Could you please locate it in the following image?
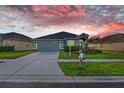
[35,31,78,40]
[94,33,124,43]
[0,32,32,41]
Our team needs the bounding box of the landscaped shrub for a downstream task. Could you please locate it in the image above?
[0,46,15,52]
[64,46,81,52]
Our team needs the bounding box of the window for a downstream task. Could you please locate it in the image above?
[4,40,11,46]
[33,41,37,49]
[100,43,102,48]
[26,43,29,48]
[59,41,64,49]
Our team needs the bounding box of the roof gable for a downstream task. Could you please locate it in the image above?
[35,31,78,40]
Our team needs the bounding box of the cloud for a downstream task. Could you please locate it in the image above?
[0,5,124,38]
[103,22,124,31]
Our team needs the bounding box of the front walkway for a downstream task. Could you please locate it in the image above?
[58,59,124,62]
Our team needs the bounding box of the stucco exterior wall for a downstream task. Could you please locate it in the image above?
[10,39,33,51]
[89,42,124,51]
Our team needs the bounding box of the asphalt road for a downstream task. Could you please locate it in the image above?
[0,82,124,88]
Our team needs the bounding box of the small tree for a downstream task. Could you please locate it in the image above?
[78,33,89,67]
[78,33,89,53]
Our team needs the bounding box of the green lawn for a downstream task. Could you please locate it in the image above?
[0,50,34,59]
[59,51,79,59]
[87,51,124,59]
[59,51,124,59]
[59,62,124,76]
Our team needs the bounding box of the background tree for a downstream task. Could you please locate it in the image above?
[89,35,100,42]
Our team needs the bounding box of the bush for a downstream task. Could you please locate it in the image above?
[64,46,81,52]
[0,46,15,52]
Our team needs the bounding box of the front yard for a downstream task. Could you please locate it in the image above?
[59,62,124,76]
[59,51,79,59]
[59,50,124,59]
[0,50,34,59]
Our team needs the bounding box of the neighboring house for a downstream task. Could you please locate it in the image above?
[89,33,124,51]
[0,32,33,51]
[34,31,79,52]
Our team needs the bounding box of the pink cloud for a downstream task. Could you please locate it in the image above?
[1,5,124,38]
[103,22,124,31]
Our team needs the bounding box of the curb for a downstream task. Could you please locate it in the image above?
[1,76,124,83]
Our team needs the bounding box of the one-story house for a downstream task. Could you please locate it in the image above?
[34,31,79,52]
[0,32,33,51]
[89,33,124,51]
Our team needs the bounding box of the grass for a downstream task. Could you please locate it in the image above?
[59,51,79,59]
[59,62,124,76]
[59,51,124,59]
[87,51,124,59]
[0,50,34,59]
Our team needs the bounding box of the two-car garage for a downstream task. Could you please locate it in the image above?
[34,31,78,52]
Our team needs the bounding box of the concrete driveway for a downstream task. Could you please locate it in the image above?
[0,52,64,80]
[14,52,64,76]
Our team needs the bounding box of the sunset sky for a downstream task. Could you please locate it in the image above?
[0,5,124,38]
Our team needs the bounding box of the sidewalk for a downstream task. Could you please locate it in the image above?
[58,59,124,62]
[0,59,13,62]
